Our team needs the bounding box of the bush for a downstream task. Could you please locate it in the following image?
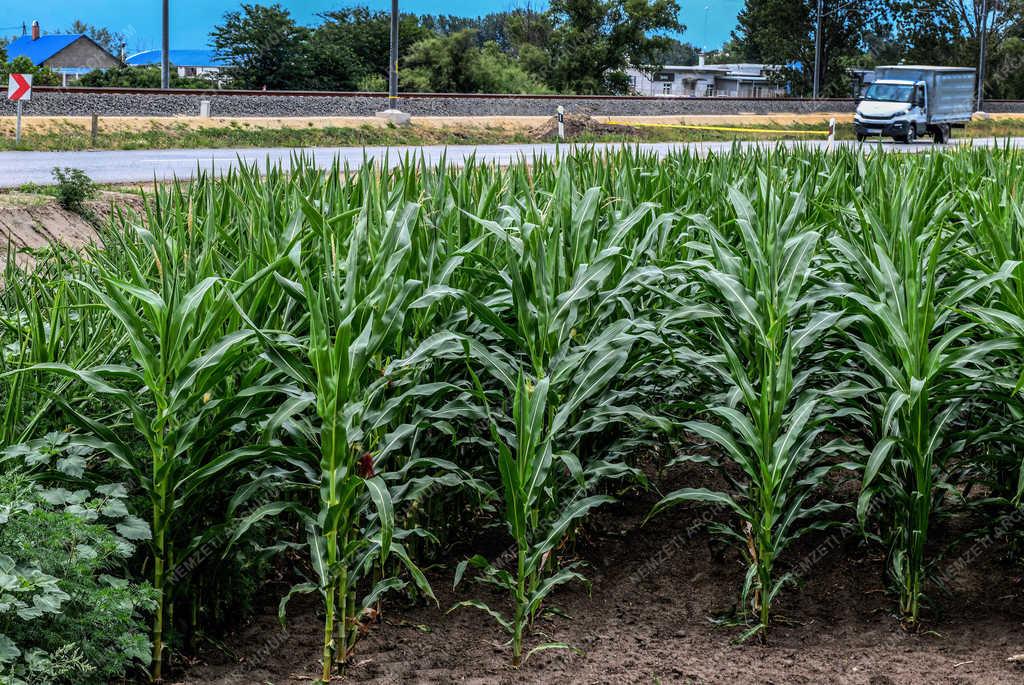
[1,56,60,87]
[0,454,155,685]
[50,168,96,213]
[356,73,387,92]
[77,66,213,90]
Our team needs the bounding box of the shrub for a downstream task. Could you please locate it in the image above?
[0,463,155,685]
[50,168,96,213]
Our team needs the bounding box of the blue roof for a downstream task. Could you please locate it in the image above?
[6,34,85,65]
[126,50,225,68]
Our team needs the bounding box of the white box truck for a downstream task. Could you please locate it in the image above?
[854,66,976,144]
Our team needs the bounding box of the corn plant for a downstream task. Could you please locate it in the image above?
[0,252,121,448]
[828,159,1013,624]
[8,210,289,681]
[959,172,1024,501]
[14,146,1024,675]
[263,193,443,682]
[440,178,664,665]
[650,180,843,639]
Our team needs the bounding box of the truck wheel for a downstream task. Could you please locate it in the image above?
[856,134,866,142]
[904,124,917,144]
[933,125,949,144]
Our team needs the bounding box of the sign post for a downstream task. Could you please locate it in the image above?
[7,73,32,145]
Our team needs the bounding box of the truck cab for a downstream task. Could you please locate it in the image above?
[855,80,928,143]
[854,66,976,144]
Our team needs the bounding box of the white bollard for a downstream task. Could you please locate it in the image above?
[199,100,211,118]
[828,117,836,145]
[557,105,565,141]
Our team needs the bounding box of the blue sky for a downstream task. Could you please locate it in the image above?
[0,1,743,53]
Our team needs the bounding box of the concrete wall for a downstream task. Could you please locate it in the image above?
[985,101,1024,113]
[0,89,858,118]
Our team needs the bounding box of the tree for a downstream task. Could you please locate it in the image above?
[888,0,1024,98]
[67,21,125,58]
[732,0,878,96]
[890,0,1019,63]
[2,55,60,86]
[211,3,312,90]
[543,0,684,94]
[308,8,431,91]
[991,34,1024,97]
[402,29,549,93]
[653,38,701,66]
[421,8,551,52]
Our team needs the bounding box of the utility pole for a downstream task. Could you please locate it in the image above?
[702,5,710,54]
[977,0,988,111]
[388,0,399,105]
[813,0,823,98]
[161,0,170,89]
[376,0,410,124]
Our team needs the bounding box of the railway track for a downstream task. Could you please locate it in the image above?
[2,86,1021,106]
[6,87,1023,118]
[17,85,860,102]
[12,87,1024,105]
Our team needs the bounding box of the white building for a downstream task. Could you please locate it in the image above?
[626,60,786,98]
[125,50,225,80]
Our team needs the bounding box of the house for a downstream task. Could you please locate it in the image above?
[126,50,225,80]
[6,21,119,85]
[626,59,786,98]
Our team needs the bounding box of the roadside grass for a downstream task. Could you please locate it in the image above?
[0,121,536,151]
[1,117,1024,152]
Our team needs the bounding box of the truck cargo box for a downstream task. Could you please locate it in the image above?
[873,66,976,124]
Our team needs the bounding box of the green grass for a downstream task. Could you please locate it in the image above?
[4,117,1024,152]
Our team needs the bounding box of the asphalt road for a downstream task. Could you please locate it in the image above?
[1,138,1021,187]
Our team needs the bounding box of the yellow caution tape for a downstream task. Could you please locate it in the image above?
[604,120,832,136]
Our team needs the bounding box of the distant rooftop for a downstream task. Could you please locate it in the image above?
[657,63,781,73]
[879,65,975,72]
[126,49,226,68]
[7,34,85,65]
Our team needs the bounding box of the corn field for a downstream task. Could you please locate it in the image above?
[3,146,1024,681]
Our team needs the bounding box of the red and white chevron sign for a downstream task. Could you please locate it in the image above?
[7,73,32,102]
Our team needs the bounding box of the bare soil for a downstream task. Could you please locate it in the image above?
[531,113,641,140]
[0,113,856,138]
[174,466,1024,685]
[0,192,145,267]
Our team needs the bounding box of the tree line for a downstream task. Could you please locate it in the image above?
[733,0,1024,98]
[5,2,1024,98]
[203,2,685,94]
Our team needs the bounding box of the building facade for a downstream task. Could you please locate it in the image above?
[626,61,786,98]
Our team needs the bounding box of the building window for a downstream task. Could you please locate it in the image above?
[662,82,672,95]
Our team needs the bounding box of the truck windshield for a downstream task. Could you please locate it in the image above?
[863,83,913,103]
